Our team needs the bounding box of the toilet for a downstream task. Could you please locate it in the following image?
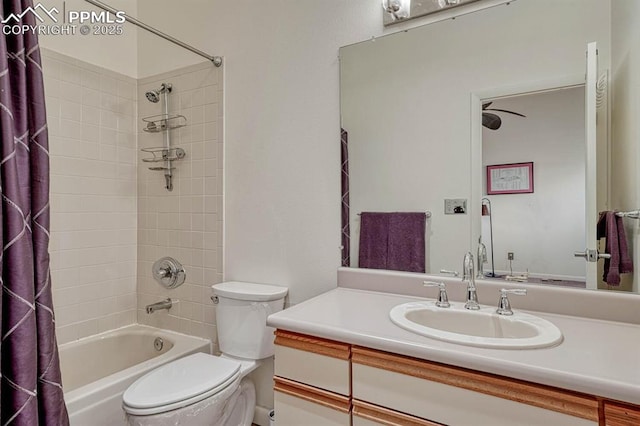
[122,281,288,426]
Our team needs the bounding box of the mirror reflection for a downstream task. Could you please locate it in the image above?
[339,0,639,293]
[480,87,587,288]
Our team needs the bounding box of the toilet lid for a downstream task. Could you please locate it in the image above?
[123,353,240,411]
[212,281,288,301]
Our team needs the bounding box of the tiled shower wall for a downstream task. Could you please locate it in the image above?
[44,49,138,345]
[137,62,223,343]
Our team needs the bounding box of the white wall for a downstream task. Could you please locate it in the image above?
[482,88,585,279]
[39,0,138,77]
[610,0,640,292]
[341,0,609,275]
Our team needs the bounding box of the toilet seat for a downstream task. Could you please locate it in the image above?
[123,352,241,416]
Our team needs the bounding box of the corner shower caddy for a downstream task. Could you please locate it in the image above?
[141,83,187,191]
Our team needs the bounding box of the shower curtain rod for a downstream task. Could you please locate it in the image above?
[83,0,222,67]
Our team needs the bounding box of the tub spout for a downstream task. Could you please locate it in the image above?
[146,298,172,314]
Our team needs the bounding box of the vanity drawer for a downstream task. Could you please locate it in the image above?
[604,401,640,426]
[274,377,351,426]
[352,347,599,426]
[274,330,350,395]
[352,400,443,426]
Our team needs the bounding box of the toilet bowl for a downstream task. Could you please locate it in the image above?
[123,282,288,425]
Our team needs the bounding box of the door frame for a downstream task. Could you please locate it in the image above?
[469,74,586,281]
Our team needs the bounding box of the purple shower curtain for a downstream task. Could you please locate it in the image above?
[0,1,69,424]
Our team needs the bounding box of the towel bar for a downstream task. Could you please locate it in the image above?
[357,211,432,218]
[615,210,640,219]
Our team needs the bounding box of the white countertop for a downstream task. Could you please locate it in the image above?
[267,287,640,405]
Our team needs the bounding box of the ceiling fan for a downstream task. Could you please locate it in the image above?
[482,102,526,130]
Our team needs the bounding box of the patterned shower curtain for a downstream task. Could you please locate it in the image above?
[0,1,69,424]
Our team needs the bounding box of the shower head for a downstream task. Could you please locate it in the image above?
[145,91,160,103]
[145,83,172,103]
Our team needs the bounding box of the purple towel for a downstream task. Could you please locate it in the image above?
[358,212,426,273]
[597,211,634,285]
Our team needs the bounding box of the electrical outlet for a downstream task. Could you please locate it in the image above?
[444,199,467,215]
[507,252,514,260]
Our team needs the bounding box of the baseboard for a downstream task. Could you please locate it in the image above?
[253,405,272,426]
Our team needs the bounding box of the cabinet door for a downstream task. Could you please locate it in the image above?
[352,400,443,426]
[274,330,350,395]
[604,402,640,426]
[352,346,599,426]
[274,377,351,426]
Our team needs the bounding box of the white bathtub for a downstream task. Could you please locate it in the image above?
[59,324,211,426]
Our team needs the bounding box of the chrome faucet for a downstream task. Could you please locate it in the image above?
[476,240,487,279]
[462,252,480,310]
[146,298,172,314]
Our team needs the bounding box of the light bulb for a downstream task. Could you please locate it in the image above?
[438,0,461,7]
[382,0,411,20]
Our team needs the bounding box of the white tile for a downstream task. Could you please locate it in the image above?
[46,97,61,118]
[59,119,82,140]
[191,106,205,125]
[100,75,117,93]
[59,62,82,84]
[60,100,82,121]
[81,69,101,89]
[44,76,61,98]
[82,106,100,125]
[117,80,136,100]
[100,110,118,129]
[204,104,218,123]
[100,128,117,145]
[60,81,83,103]
[82,87,101,108]
[81,124,101,144]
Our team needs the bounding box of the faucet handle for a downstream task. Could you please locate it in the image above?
[423,281,450,308]
[439,269,459,277]
[496,288,527,316]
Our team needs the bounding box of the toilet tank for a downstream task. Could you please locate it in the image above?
[212,281,288,360]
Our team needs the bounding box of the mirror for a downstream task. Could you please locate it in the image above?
[339,0,639,293]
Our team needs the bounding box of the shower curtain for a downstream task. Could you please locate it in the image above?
[341,128,350,267]
[0,1,69,424]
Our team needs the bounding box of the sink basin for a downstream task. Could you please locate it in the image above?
[389,301,562,349]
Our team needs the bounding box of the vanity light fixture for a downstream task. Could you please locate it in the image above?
[382,0,411,22]
[382,0,485,26]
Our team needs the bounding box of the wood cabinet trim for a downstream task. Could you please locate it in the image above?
[353,399,442,426]
[604,401,640,426]
[275,330,351,360]
[274,376,351,413]
[352,346,599,422]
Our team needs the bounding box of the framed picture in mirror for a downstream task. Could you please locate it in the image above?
[487,162,534,195]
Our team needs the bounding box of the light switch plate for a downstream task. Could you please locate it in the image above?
[444,199,467,214]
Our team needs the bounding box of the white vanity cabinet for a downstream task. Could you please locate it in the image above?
[273,330,351,426]
[272,330,640,426]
